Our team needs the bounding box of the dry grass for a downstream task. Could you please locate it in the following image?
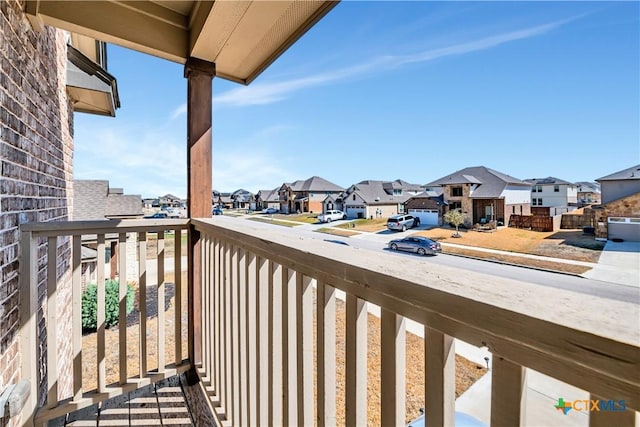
[315,227,361,237]
[338,218,388,232]
[417,227,604,263]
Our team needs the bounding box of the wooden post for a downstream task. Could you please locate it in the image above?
[185,57,215,366]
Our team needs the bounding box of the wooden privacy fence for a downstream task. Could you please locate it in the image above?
[192,218,639,427]
[561,213,595,229]
[508,214,554,232]
[19,219,190,426]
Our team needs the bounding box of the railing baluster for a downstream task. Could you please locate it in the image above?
[157,230,165,372]
[118,232,127,384]
[138,232,148,378]
[238,248,248,426]
[72,235,83,401]
[223,242,232,420]
[231,246,240,426]
[19,230,38,424]
[96,234,106,392]
[296,275,314,425]
[269,262,283,425]
[425,327,455,427]
[491,356,527,426]
[46,236,58,408]
[317,281,336,427]
[246,252,258,425]
[282,267,298,426]
[345,294,367,426]
[201,234,209,383]
[213,238,221,400]
[381,309,406,426]
[174,229,183,365]
[257,256,270,425]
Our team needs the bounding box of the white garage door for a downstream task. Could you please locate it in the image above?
[346,206,366,219]
[409,209,439,225]
[608,217,640,242]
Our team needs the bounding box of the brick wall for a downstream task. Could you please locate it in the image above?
[1,0,74,423]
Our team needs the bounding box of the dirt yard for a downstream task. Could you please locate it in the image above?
[80,273,486,425]
[416,227,604,263]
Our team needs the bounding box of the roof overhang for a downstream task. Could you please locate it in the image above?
[67,44,120,116]
[26,0,339,85]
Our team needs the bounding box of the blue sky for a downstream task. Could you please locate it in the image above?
[73,1,639,199]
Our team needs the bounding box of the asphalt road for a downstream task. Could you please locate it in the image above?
[227,215,640,303]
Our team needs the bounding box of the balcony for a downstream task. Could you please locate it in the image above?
[18,218,639,426]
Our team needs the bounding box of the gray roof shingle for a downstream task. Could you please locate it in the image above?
[426,166,530,199]
[596,165,640,181]
[74,180,142,220]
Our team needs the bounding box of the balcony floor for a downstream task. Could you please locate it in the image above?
[49,374,216,426]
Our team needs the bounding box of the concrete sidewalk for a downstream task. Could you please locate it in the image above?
[582,241,640,287]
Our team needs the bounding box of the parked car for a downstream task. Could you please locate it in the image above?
[317,210,347,223]
[387,214,418,231]
[144,212,168,219]
[388,236,442,256]
[262,207,279,214]
[212,207,223,215]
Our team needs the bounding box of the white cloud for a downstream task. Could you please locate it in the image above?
[169,15,577,114]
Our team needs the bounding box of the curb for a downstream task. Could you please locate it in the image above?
[440,250,586,278]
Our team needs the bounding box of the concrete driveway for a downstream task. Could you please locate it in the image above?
[582,241,640,287]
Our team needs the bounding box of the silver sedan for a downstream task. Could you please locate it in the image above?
[388,236,442,256]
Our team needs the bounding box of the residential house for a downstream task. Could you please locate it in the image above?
[213,191,233,209]
[159,193,183,208]
[3,3,635,427]
[334,179,425,219]
[524,177,577,213]
[278,176,344,214]
[256,188,281,211]
[404,191,447,225]
[73,180,143,285]
[426,166,531,226]
[576,181,601,205]
[593,165,640,241]
[231,188,255,210]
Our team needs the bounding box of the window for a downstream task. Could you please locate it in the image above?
[450,201,462,210]
[532,185,542,193]
[554,185,559,192]
[398,204,405,213]
[537,198,543,205]
[512,206,515,214]
[532,199,537,206]
[393,189,402,196]
[352,194,356,201]
[451,186,463,197]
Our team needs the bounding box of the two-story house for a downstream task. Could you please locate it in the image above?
[278,176,344,214]
[332,179,424,219]
[425,166,531,226]
[593,164,640,241]
[525,177,577,210]
[576,181,601,205]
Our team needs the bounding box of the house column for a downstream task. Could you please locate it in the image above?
[185,57,215,365]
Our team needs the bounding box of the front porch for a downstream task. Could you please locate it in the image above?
[17,217,640,426]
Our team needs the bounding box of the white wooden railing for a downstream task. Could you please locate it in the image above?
[192,217,639,427]
[19,219,190,426]
[19,218,639,426]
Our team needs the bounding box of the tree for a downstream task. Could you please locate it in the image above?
[444,209,465,237]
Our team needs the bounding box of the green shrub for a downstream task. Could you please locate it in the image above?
[82,279,134,331]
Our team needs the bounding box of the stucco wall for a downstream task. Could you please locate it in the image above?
[1,1,74,422]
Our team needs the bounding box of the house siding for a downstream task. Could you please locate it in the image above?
[530,184,577,207]
[600,181,640,204]
[1,1,74,422]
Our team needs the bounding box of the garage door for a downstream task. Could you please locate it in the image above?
[345,206,366,219]
[608,217,640,242]
[408,209,439,225]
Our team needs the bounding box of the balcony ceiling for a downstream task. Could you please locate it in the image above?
[25,0,337,84]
